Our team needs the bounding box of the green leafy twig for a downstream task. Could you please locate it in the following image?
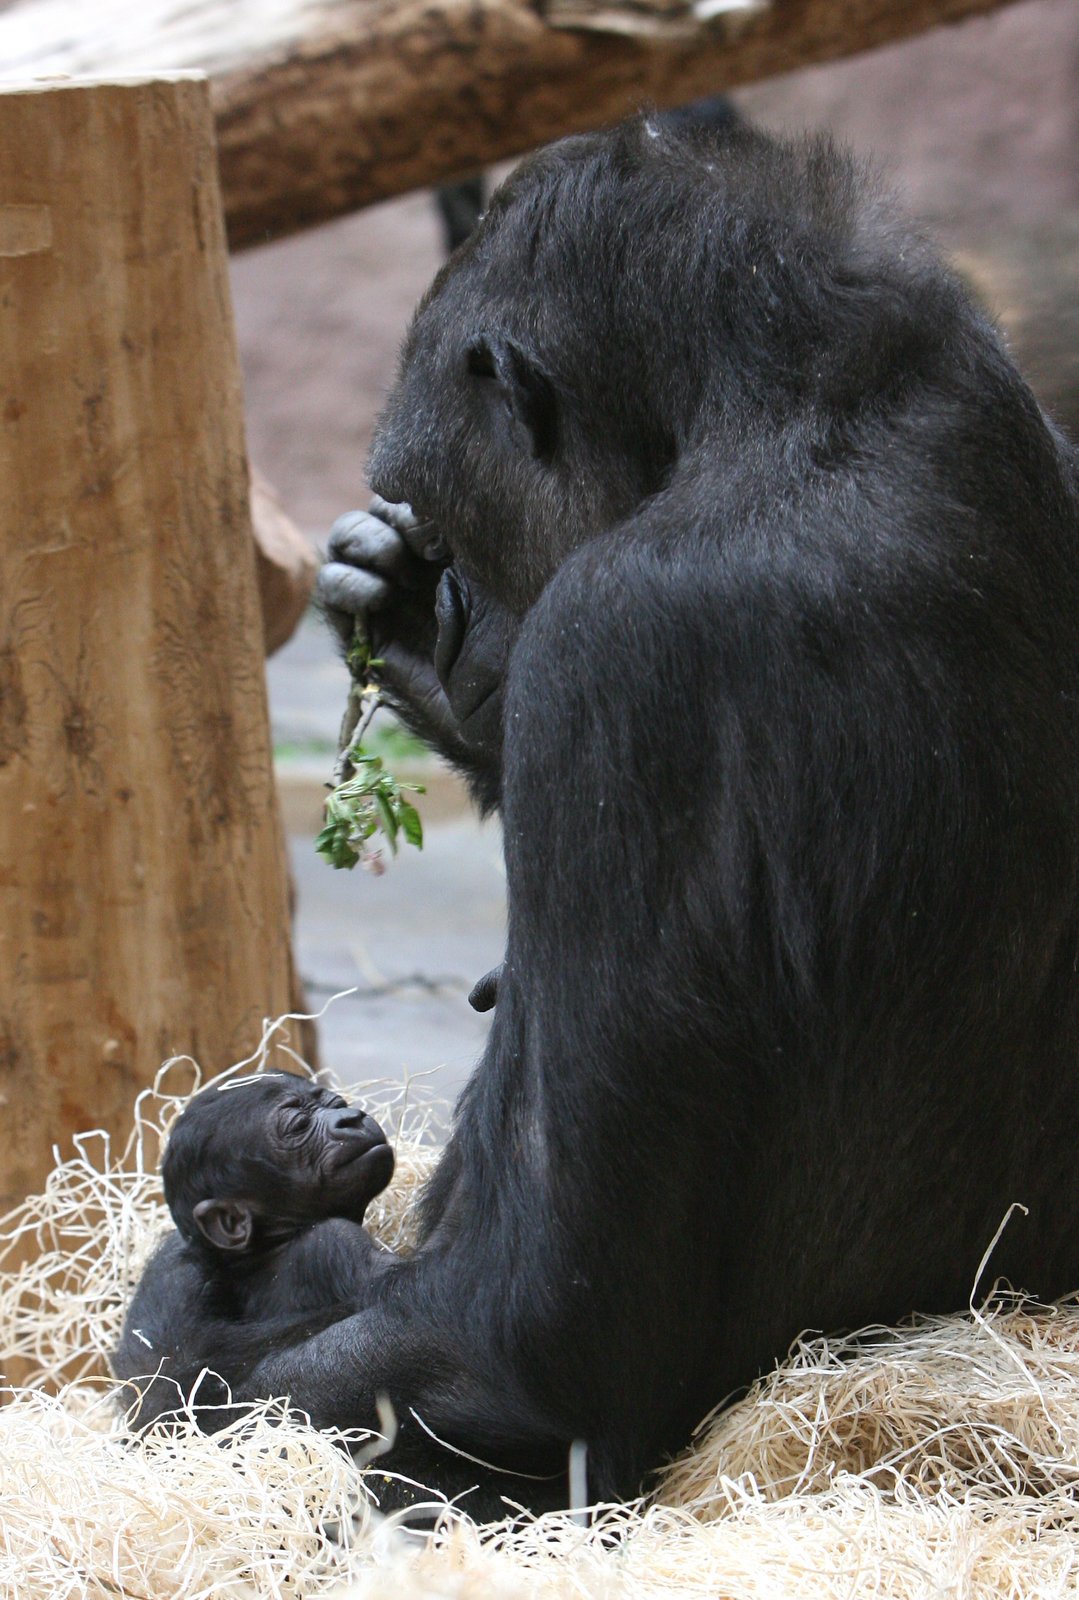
[316,753,424,872]
[316,632,425,873]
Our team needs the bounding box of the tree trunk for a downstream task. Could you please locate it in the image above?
[0,74,300,1212]
[0,0,1021,249]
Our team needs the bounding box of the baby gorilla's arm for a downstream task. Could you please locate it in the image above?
[113,1221,396,1430]
[241,1217,394,1319]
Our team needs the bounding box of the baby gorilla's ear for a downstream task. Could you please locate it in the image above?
[191,1197,255,1253]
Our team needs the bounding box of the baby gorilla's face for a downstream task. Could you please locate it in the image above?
[166,1074,395,1253]
[256,1077,395,1219]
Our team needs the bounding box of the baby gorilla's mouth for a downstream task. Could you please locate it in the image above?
[334,1131,386,1167]
[341,1140,395,1203]
[320,1103,395,1209]
[330,1114,395,1199]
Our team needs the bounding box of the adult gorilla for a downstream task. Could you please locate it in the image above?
[116,117,1079,1515]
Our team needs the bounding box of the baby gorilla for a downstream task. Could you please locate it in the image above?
[162,1074,395,1317]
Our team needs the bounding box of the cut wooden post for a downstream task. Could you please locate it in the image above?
[0,74,301,1213]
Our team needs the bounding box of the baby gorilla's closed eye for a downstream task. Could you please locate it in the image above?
[280,1114,312,1143]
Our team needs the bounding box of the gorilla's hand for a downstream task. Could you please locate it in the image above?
[319,497,447,717]
[318,498,514,805]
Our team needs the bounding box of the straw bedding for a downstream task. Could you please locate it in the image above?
[2,1020,1078,1599]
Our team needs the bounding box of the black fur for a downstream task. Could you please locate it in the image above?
[114,1077,393,1424]
[116,117,1079,1518]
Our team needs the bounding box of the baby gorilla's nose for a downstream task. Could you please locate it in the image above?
[329,1105,385,1146]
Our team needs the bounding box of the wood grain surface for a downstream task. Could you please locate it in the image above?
[0,75,299,1210]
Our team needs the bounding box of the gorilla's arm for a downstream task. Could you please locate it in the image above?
[319,498,515,812]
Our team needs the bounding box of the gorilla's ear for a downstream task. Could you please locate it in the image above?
[466,333,558,462]
[192,1197,255,1253]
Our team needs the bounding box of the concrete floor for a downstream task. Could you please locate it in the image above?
[268,613,505,1102]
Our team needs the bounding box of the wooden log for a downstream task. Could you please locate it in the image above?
[0,0,1021,249]
[249,467,317,657]
[0,74,301,1213]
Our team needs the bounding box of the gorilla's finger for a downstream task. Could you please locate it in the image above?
[327,510,413,580]
[368,494,421,533]
[404,524,451,564]
[317,560,392,618]
[370,495,449,564]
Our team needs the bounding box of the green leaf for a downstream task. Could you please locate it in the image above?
[399,800,424,849]
[351,752,383,779]
[375,790,400,851]
[319,640,427,871]
[314,821,338,852]
[314,821,359,870]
